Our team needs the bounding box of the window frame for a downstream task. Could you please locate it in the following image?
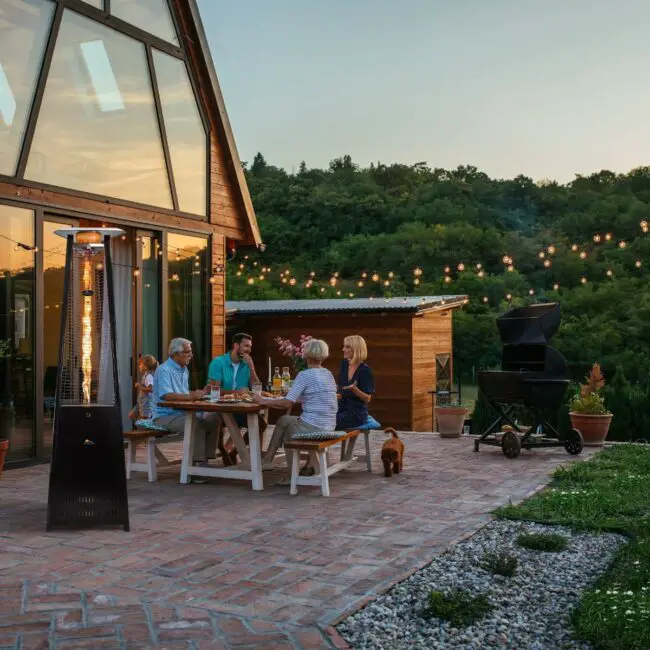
[1,0,210,221]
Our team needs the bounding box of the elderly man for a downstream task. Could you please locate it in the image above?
[153,338,218,476]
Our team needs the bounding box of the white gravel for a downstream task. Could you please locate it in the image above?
[337,519,626,650]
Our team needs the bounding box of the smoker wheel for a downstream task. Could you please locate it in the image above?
[564,428,584,455]
[501,431,521,458]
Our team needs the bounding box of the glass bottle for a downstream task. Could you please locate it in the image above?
[281,367,291,393]
[272,367,282,394]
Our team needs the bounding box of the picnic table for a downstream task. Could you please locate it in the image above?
[157,399,266,490]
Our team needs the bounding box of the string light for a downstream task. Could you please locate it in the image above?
[482,296,489,303]
[553,283,560,290]
[580,251,587,259]
[444,266,451,273]
[593,234,601,243]
[236,271,242,276]
[209,276,217,284]
[310,271,316,277]
[413,278,420,285]
[538,251,545,259]
[358,281,364,287]
[477,270,485,278]
[636,260,642,268]
[641,220,649,233]
[619,241,627,248]
[388,271,394,278]
[247,277,255,285]
[571,244,579,252]
[444,276,452,283]
[361,271,368,278]
[476,263,482,270]
[581,277,588,284]
[528,289,535,295]
[507,265,514,272]
[544,259,551,268]
[547,246,555,255]
[372,273,380,282]
[413,267,423,277]
[259,274,265,280]
[329,277,337,286]
[605,233,612,241]
[133,268,140,277]
[383,280,390,286]
[281,277,288,284]
[606,269,613,277]
[289,277,297,286]
[334,271,339,278]
[457,263,465,271]
[506,293,512,301]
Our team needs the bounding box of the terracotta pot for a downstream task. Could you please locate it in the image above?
[569,412,613,447]
[435,407,469,438]
[0,439,8,479]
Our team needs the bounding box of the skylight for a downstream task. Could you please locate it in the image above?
[79,40,124,112]
[0,63,17,126]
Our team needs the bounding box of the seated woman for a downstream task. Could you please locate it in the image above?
[336,335,374,430]
[254,338,338,475]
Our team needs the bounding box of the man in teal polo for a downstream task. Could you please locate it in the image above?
[207,332,260,392]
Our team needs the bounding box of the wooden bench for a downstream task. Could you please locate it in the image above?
[283,429,367,497]
[124,429,182,482]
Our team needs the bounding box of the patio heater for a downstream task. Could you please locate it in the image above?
[46,228,129,532]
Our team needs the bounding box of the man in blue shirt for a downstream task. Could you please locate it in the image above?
[207,333,262,464]
[207,332,260,392]
[153,337,218,471]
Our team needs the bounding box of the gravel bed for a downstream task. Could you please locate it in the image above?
[337,519,626,650]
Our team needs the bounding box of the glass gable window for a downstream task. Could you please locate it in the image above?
[154,51,207,216]
[0,0,55,176]
[25,9,173,209]
[111,0,179,46]
[79,0,103,8]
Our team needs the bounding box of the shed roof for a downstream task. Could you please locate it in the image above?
[226,295,468,316]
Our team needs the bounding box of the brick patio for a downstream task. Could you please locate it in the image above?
[0,432,595,649]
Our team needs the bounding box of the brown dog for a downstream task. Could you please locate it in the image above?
[381,428,404,477]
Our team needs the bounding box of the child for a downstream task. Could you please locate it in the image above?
[129,355,158,421]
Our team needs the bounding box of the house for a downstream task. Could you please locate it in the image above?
[226,296,468,432]
[0,0,260,466]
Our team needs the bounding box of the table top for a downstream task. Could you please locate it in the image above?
[158,400,263,413]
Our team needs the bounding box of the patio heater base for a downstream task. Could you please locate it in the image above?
[46,405,129,531]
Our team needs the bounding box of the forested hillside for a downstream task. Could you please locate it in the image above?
[229,153,650,408]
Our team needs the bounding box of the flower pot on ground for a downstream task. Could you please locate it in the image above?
[569,363,613,447]
[0,439,8,478]
[435,406,469,438]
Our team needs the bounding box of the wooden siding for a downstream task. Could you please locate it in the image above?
[227,313,415,431]
[411,310,454,431]
[211,234,226,356]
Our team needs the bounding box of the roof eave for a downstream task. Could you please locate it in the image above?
[185,0,263,249]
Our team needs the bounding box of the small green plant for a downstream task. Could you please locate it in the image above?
[571,363,611,415]
[423,589,492,627]
[481,551,518,577]
[516,532,568,552]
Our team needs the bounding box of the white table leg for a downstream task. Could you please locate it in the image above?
[180,412,195,484]
[222,413,250,464]
[317,450,330,497]
[247,412,263,491]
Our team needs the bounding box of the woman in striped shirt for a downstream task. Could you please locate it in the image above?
[253,338,338,476]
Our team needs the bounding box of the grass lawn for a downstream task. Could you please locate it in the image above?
[495,444,650,650]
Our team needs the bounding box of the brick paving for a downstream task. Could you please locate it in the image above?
[0,433,595,649]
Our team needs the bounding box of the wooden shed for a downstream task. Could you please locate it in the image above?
[0,0,260,466]
[227,296,468,432]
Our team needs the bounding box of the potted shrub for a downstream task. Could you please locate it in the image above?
[435,402,471,438]
[569,363,613,446]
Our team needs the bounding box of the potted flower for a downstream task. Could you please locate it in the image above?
[275,335,312,375]
[435,401,471,438]
[569,363,613,446]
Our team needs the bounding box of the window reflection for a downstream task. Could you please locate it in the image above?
[0,205,35,463]
[111,0,179,46]
[0,0,55,176]
[167,234,208,390]
[42,221,69,458]
[25,10,173,209]
[154,51,207,216]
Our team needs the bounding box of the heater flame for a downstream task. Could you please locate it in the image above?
[81,257,93,404]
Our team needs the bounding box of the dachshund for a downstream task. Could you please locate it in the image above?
[381,427,404,477]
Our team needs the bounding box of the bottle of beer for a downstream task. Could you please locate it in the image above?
[281,367,291,393]
[272,367,282,394]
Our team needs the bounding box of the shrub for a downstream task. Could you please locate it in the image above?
[571,363,611,415]
[481,551,518,577]
[517,532,568,552]
[423,589,492,627]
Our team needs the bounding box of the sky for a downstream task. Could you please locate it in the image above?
[197,0,650,183]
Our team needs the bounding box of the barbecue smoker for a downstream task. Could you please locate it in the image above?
[474,302,584,458]
[46,228,129,531]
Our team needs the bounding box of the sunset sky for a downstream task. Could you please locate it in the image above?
[198,0,650,182]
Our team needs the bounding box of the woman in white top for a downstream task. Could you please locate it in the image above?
[254,338,338,475]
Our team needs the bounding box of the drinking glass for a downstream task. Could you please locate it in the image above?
[252,381,262,396]
[210,385,221,402]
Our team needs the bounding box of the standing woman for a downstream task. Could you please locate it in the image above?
[337,335,374,430]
